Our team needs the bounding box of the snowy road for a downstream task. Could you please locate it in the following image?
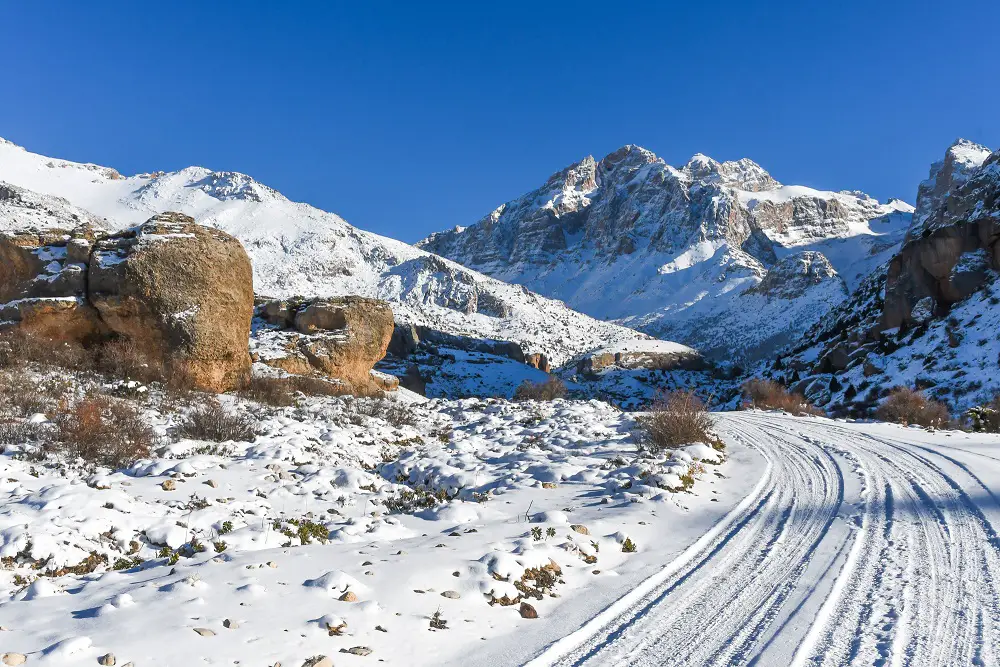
[528,412,1000,667]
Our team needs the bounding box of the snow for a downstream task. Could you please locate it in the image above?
[0,367,752,666]
[591,339,697,357]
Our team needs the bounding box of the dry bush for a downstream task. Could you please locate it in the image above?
[179,400,256,442]
[349,397,416,427]
[0,329,92,371]
[636,390,714,454]
[876,387,950,429]
[98,338,163,383]
[238,374,347,407]
[741,378,822,416]
[513,377,568,402]
[0,419,52,448]
[0,371,53,417]
[56,395,156,468]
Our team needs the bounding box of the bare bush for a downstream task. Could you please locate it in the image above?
[741,378,822,416]
[179,400,256,442]
[238,374,347,407]
[56,395,156,468]
[349,397,416,427]
[876,387,950,429]
[513,377,568,402]
[636,390,715,454]
[98,338,163,383]
[0,371,55,417]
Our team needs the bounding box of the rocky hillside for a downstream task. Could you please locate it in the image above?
[0,138,649,368]
[770,139,1000,415]
[420,145,913,359]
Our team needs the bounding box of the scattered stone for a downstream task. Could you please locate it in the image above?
[340,647,373,657]
[375,625,388,633]
[302,658,333,667]
[267,561,278,568]
[161,479,176,491]
[339,590,358,602]
[193,627,216,637]
[541,482,557,489]
[570,524,589,535]
[361,560,373,566]
[98,654,116,666]
[519,602,538,619]
[223,618,239,629]
[441,590,460,599]
[204,479,219,488]
[364,571,374,576]
[2,655,27,666]
[452,571,461,577]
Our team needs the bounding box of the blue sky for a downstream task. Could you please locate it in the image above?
[2,1,997,242]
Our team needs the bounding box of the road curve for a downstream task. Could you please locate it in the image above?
[527,412,1000,667]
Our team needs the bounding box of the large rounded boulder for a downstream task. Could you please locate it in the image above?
[88,212,254,391]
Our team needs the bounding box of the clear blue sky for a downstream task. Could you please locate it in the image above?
[2,1,997,242]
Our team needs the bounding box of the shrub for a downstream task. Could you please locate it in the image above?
[876,387,950,429]
[636,390,714,454]
[966,395,1000,433]
[0,371,52,417]
[349,397,416,427]
[179,400,256,442]
[238,374,347,407]
[98,338,162,383]
[57,395,156,468]
[741,378,822,416]
[513,377,568,402]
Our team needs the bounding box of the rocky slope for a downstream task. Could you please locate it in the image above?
[0,138,649,369]
[769,139,1000,415]
[420,145,913,359]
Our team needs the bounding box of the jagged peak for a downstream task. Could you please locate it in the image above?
[683,153,780,192]
[599,144,660,169]
[946,137,992,166]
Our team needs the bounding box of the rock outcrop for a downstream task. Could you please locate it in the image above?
[883,140,999,330]
[253,296,395,394]
[88,213,254,391]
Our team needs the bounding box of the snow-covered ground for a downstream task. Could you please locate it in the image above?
[0,370,747,666]
[528,411,1000,667]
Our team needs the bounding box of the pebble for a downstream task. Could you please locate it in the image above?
[570,524,590,535]
[339,590,358,602]
[340,646,372,656]
[193,627,216,636]
[204,479,219,488]
[223,618,239,629]
[98,653,116,666]
[441,590,461,599]
[519,602,539,619]
[161,479,176,491]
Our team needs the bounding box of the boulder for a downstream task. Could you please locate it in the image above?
[577,342,706,375]
[254,296,395,394]
[89,212,254,392]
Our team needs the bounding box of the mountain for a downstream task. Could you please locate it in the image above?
[770,139,1000,415]
[0,137,649,368]
[419,145,913,359]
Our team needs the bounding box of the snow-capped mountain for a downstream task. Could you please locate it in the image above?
[0,137,648,367]
[770,138,1000,414]
[419,145,913,359]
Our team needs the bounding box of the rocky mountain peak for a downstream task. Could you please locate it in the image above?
[910,138,993,237]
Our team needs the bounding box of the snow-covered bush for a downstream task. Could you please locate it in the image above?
[876,387,951,429]
[965,395,1000,433]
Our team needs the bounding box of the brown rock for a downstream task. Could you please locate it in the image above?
[89,213,254,392]
[339,590,358,602]
[570,524,589,535]
[525,353,551,373]
[519,602,538,619]
[257,296,394,395]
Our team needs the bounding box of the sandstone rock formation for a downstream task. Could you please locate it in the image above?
[89,212,254,391]
[253,296,395,395]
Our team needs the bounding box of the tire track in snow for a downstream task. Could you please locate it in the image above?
[530,413,1000,667]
